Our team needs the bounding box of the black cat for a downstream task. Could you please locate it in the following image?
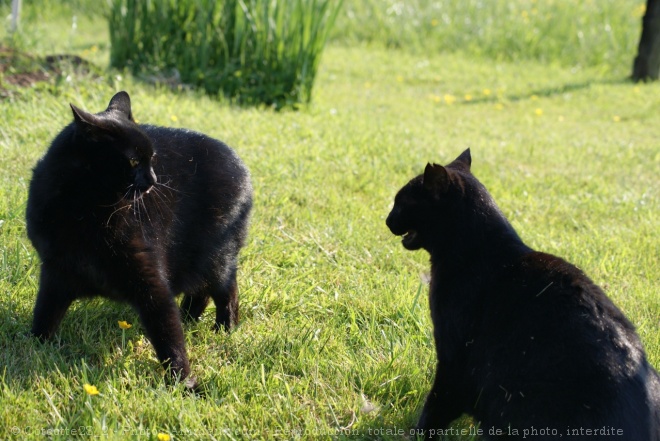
[386,150,660,440]
[26,91,252,388]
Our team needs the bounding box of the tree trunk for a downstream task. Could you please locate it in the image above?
[632,0,660,81]
[11,0,21,32]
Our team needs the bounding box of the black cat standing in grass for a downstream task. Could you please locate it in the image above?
[26,91,252,388]
[387,150,660,440]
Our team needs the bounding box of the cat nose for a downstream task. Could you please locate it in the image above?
[135,168,156,193]
[386,209,397,230]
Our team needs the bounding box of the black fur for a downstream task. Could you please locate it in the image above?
[26,91,252,388]
[386,150,660,440]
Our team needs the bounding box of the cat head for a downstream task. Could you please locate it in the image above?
[386,149,474,251]
[69,91,157,196]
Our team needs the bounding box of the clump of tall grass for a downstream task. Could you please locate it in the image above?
[108,0,342,109]
[335,0,644,73]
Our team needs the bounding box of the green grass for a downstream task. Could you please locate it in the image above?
[107,0,341,109]
[1,1,659,440]
[333,0,646,74]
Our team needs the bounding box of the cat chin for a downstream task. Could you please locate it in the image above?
[402,230,423,250]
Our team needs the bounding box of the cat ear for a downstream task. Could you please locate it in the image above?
[106,91,134,121]
[454,149,472,171]
[70,104,115,141]
[70,103,104,127]
[423,163,450,194]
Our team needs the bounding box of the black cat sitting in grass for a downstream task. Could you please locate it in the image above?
[387,150,660,440]
[26,91,252,389]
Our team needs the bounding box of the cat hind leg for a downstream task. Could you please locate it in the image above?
[31,265,75,340]
[209,266,239,332]
[180,293,210,323]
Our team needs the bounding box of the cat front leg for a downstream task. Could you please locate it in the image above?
[132,288,196,390]
[414,365,464,439]
[31,263,75,340]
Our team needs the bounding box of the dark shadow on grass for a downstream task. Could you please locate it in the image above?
[460,77,631,106]
[0,298,167,387]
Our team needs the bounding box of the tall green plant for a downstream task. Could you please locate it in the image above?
[108,0,342,108]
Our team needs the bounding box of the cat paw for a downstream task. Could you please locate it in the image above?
[180,311,203,324]
[183,376,200,392]
[182,376,207,397]
[212,321,232,333]
[30,330,67,347]
[30,329,52,342]
[164,372,204,396]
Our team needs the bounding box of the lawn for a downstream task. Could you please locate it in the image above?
[0,1,658,440]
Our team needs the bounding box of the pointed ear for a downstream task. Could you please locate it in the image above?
[454,149,472,170]
[423,163,450,194]
[70,103,114,141]
[70,103,104,127]
[106,91,134,121]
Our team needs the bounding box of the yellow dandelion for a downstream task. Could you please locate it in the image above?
[83,384,100,396]
[91,45,99,53]
[494,103,504,110]
[396,75,404,83]
[118,320,132,330]
[483,88,492,96]
[444,94,456,105]
[558,115,565,122]
[364,82,372,89]
[612,115,621,122]
[429,94,441,103]
[534,108,543,116]
[464,94,472,101]
[170,115,178,122]
[531,95,538,101]
[157,434,171,441]
[431,19,439,27]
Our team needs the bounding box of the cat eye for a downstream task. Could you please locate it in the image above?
[129,158,139,168]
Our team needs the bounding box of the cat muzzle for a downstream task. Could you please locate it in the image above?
[401,230,423,250]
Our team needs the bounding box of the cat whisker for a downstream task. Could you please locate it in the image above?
[139,193,152,226]
[106,203,133,226]
[155,181,185,195]
[101,186,135,208]
[148,186,171,221]
[131,189,144,227]
[103,185,138,225]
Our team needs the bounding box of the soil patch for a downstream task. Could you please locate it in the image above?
[0,46,97,97]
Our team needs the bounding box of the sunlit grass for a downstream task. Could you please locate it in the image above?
[0,1,658,440]
[334,0,645,75]
[1,45,658,440]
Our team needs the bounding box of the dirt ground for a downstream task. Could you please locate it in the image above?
[0,46,93,97]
